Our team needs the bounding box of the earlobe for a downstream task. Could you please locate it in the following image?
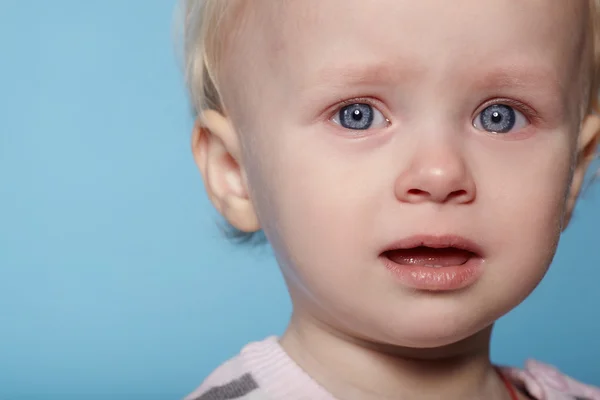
[563,114,600,229]
[191,110,261,233]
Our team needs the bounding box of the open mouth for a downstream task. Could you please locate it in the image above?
[380,236,484,290]
[382,246,477,268]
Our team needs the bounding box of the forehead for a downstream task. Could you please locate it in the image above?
[221,0,589,115]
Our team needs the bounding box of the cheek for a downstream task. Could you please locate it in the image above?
[484,139,572,236]
[243,127,382,289]
[474,132,575,300]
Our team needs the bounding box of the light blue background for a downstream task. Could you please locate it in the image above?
[1,1,599,399]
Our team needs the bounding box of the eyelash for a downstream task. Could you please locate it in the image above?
[328,97,389,119]
[474,98,540,124]
[326,97,392,133]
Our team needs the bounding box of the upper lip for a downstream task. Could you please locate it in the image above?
[381,234,484,257]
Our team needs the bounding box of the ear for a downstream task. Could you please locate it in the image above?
[191,110,260,233]
[563,113,600,229]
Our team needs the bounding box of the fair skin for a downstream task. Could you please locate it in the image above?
[193,1,600,399]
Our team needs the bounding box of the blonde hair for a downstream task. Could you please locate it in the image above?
[178,0,600,237]
[178,0,243,115]
[180,0,600,117]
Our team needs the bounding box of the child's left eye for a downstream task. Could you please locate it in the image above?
[473,104,529,134]
[331,103,389,130]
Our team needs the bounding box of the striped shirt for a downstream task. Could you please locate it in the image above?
[185,337,600,400]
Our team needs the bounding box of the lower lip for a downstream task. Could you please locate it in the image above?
[381,256,483,291]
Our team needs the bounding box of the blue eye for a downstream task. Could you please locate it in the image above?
[473,104,528,133]
[332,103,388,130]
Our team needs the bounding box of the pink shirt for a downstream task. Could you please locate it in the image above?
[185,337,600,400]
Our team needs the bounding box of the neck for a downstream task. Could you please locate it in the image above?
[280,312,510,400]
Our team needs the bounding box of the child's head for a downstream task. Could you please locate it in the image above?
[183,0,600,349]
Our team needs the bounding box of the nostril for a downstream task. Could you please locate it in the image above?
[408,189,429,196]
[448,190,468,201]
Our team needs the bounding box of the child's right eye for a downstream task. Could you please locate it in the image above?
[331,103,389,131]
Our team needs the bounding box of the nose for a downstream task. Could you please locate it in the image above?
[394,143,476,205]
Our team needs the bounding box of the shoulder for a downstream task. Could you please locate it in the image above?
[183,337,282,400]
[183,349,260,400]
[500,360,600,400]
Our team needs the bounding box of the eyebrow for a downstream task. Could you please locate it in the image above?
[469,65,564,95]
[303,61,564,95]
[304,61,426,89]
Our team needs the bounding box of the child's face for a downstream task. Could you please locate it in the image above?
[212,0,592,347]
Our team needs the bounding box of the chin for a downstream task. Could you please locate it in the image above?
[349,306,497,351]
[400,331,482,350]
[366,327,492,355]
